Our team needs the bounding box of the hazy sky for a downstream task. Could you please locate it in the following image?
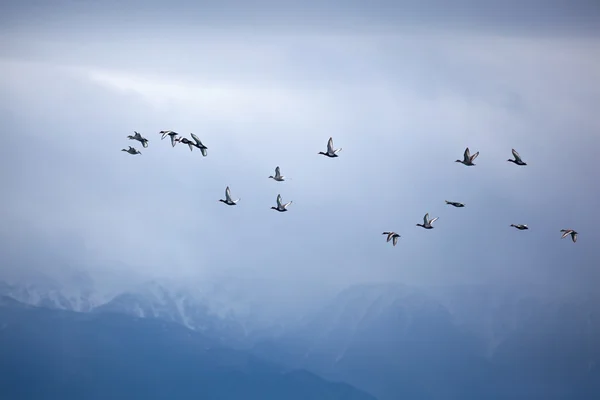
[1,1,599,304]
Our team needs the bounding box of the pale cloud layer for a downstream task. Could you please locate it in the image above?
[1,2,599,310]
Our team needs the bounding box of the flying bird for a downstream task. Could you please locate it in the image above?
[510,224,529,230]
[318,137,342,158]
[416,213,439,229]
[219,186,240,206]
[560,229,578,243]
[121,146,142,155]
[382,232,400,246]
[445,200,465,208]
[159,130,179,147]
[456,147,479,166]
[127,131,149,148]
[175,137,196,151]
[507,148,527,166]
[271,194,292,212]
[269,166,285,182]
[190,133,208,156]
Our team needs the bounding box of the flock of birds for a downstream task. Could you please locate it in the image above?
[121,132,579,246]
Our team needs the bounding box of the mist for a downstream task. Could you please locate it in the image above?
[1,0,600,323]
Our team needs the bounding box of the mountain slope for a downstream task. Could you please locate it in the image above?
[0,277,286,347]
[0,297,377,400]
[253,283,486,399]
[252,283,600,400]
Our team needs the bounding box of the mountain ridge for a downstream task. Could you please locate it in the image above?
[0,297,377,400]
[3,276,600,399]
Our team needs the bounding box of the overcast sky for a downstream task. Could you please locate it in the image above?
[1,1,599,308]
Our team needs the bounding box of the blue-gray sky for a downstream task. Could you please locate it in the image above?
[1,1,599,307]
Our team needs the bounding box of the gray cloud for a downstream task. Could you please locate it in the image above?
[3,1,599,36]
[1,2,599,315]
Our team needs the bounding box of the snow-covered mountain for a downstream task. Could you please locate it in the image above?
[0,299,378,400]
[0,272,289,347]
[4,267,599,400]
[92,280,257,346]
[0,277,100,312]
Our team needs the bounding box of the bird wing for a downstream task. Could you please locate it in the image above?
[283,201,292,208]
[423,213,430,225]
[275,166,281,178]
[142,140,148,148]
[327,137,334,153]
[392,236,398,246]
[470,151,479,162]
[170,134,178,147]
[190,133,202,146]
[225,187,232,202]
[512,148,521,161]
[276,194,282,208]
[560,230,572,239]
[572,232,578,242]
[463,147,471,161]
[429,217,439,224]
